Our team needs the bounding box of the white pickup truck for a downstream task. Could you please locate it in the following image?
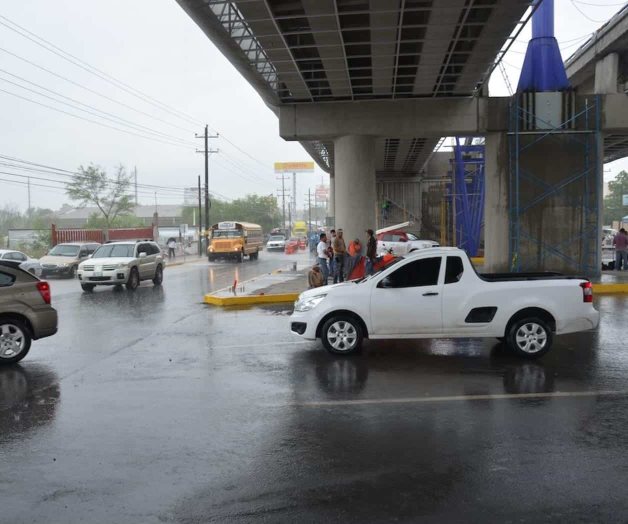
[290,247,599,358]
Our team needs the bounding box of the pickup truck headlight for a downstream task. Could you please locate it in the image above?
[115,263,127,269]
[294,294,326,312]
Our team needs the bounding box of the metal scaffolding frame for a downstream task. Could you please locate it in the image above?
[508,93,602,274]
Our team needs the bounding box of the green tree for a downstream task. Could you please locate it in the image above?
[183,194,280,233]
[65,164,134,233]
[84,212,144,229]
[603,170,628,224]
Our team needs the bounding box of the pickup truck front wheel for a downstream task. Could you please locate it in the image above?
[506,318,553,359]
[321,316,363,355]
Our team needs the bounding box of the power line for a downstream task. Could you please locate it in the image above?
[0,152,236,201]
[0,72,199,147]
[0,14,203,128]
[570,0,615,22]
[0,14,276,174]
[0,86,196,150]
[0,46,197,135]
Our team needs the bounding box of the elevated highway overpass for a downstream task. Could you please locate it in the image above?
[566,3,628,163]
[178,0,628,276]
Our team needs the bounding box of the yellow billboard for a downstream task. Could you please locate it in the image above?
[274,161,315,173]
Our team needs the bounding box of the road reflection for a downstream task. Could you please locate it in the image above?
[0,364,60,442]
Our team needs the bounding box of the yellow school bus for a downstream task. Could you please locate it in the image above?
[207,221,263,262]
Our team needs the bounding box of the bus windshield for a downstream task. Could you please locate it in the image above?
[212,230,242,238]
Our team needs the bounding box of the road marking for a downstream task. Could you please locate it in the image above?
[294,389,628,407]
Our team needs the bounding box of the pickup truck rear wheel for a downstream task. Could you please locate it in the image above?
[321,316,363,355]
[506,318,553,359]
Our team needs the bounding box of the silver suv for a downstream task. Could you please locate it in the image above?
[77,241,164,292]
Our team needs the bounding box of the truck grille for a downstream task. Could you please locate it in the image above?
[82,265,94,271]
[213,241,233,249]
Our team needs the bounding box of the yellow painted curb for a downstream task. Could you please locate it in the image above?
[204,292,300,306]
[592,283,628,295]
[470,257,485,265]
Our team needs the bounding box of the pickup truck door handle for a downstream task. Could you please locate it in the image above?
[422,292,439,297]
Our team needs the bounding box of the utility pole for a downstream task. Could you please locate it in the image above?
[27,177,31,216]
[197,175,202,257]
[305,188,313,239]
[133,166,138,205]
[276,174,290,234]
[292,172,297,221]
[195,125,219,240]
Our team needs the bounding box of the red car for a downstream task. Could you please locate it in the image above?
[284,238,299,254]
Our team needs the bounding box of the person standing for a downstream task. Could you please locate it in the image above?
[328,229,336,278]
[613,228,628,270]
[366,228,377,275]
[316,232,330,283]
[332,228,347,283]
[167,238,176,260]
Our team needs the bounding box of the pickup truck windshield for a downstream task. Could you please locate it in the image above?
[357,257,403,283]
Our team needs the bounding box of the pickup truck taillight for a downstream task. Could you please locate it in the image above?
[580,281,593,303]
[36,281,51,305]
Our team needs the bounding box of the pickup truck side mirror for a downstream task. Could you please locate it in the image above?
[139,252,147,258]
[378,276,394,288]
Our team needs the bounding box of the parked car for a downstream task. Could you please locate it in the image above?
[290,247,599,358]
[266,235,287,251]
[0,249,42,277]
[77,240,164,292]
[377,230,438,256]
[40,242,101,278]
[0,260,58,365]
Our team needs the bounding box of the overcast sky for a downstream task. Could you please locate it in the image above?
[0,0,626,213]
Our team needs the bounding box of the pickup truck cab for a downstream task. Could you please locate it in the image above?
[377,230,438,256]
[290,247,599,358]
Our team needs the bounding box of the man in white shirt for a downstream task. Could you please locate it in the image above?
[316,232,329,284]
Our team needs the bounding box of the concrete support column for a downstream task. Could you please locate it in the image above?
[595,53,619,94]
[328,174,335,226]
[334,135,377,243]
[484,132,510,272]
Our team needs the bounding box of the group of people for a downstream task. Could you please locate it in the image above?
[308,228,378,288]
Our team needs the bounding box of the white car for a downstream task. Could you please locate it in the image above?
[377,230,438,256]
[290,247,599,358]
[266,235,286,251]
[77,241,164,292]
[0,249,42,277]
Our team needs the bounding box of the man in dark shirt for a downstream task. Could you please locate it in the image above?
[366,228,377,275]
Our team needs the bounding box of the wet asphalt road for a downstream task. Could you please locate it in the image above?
[1,251,628,523]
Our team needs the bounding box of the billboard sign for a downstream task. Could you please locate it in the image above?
[315,184,329,201]
[274,161,315,173]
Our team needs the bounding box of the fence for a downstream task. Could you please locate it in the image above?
[51,225,154,246]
